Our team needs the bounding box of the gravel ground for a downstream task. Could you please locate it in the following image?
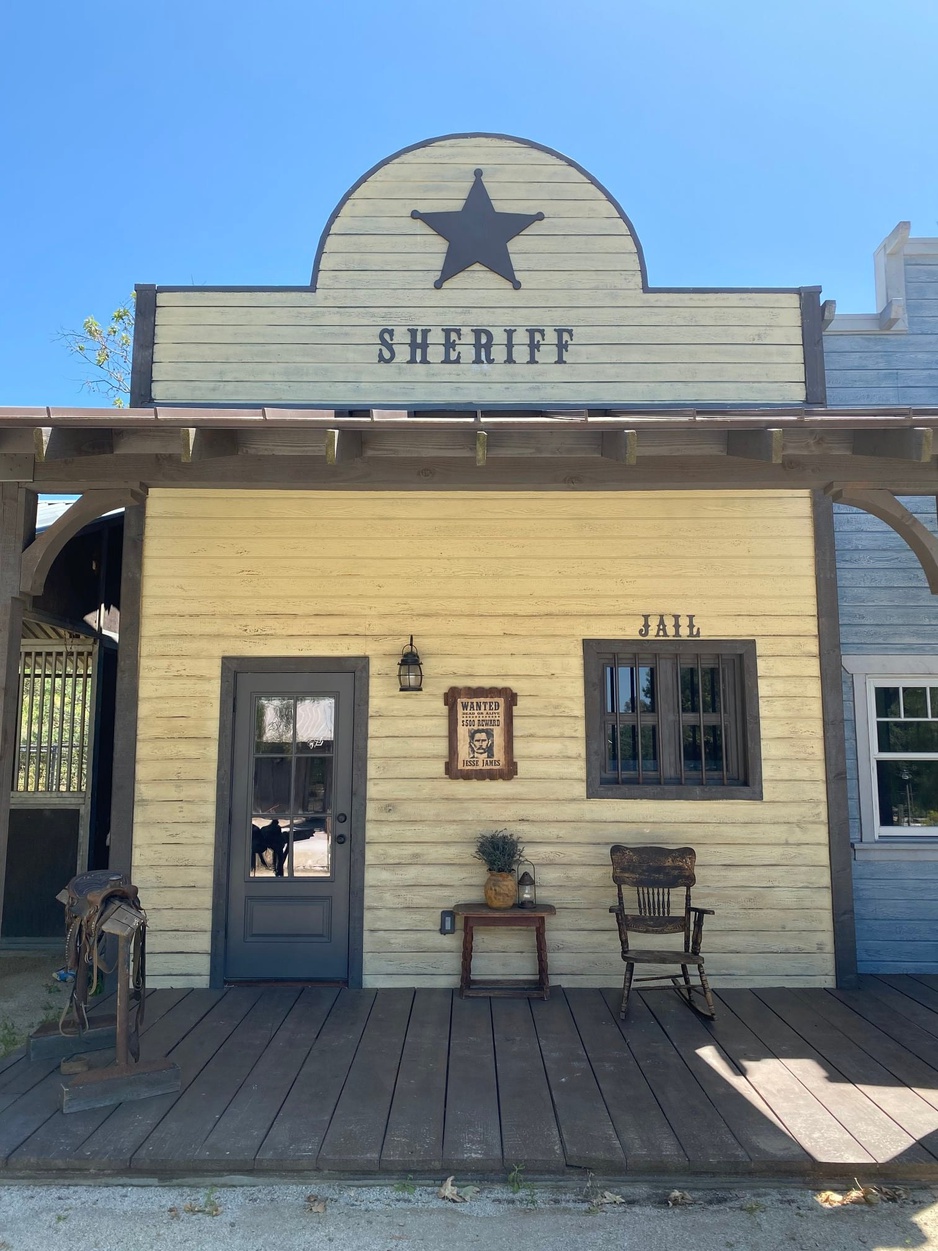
[0,953,70,1055]
[0,1180,936,1251]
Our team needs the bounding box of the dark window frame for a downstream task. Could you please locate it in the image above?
[584,639,763,800]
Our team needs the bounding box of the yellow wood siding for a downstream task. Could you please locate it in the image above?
[150,137,807,407]
[133,488,833,988]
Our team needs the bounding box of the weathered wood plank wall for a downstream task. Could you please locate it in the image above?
[149,137,807,408]
[131,488,834,989]
[826,234,938,973]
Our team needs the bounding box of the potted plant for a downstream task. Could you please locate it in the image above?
[474,829,523,909]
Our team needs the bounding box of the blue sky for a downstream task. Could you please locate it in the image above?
[2,0,938,406]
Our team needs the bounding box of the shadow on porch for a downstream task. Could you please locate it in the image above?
[1,976,937,1179]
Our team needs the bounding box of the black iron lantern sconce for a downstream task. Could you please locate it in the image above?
[516,858,537,909]
[397,636,424,693]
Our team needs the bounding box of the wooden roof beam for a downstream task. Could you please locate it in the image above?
[601,430,638,464]
[34,428,113,461]
[852,427,934,463]
[181,428,240,461]
[326,429,363,465]
[726,429,784,463]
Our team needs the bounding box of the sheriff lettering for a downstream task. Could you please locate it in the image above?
[377,327,574,365]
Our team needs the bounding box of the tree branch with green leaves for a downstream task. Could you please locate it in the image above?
[58,296,134,407]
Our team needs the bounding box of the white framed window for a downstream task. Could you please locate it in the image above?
[844,656,938,854]
[867,678,938,837]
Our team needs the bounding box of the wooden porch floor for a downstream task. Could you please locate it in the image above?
[2,977,938,1179]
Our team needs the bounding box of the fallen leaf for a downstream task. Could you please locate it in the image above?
[667,1190,694,1206]
[305,1194,327,1214]
[438,1176,479,1203]
[167,1207,180,1220]
[598,1191,625,1205]
[816,1182,907,1208]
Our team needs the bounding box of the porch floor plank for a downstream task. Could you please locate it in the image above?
[565,989,687,1169]
[254,988,375,1170]
[72,988,255,1170]
[132,987,299,1170]
[641,989,808,1167]
[756,989,938,1164]
[442,995,503,1171]
[318,989,414,1172]
[533,993,625,1171]
[491,997,565,1172]
[604,990,748,1168]
[721,990,907,1165]
[861,977,938,1040]
[380,989,451,1173]
[2,979,937,1180]
[195,987,340,1171]
[880,975,938,1020]
[8,988,206,1170]
[797,989,938,1115]
[830,986,938,1071]
[706,992,869,1164]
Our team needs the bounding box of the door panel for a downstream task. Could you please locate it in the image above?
[225,671,355,981]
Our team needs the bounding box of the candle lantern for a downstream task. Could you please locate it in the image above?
[397,636,424,692]
[516,858,537,909]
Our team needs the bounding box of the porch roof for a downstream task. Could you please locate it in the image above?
[2,404,938,494]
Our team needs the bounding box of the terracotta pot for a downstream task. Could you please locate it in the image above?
[484,871,517,909]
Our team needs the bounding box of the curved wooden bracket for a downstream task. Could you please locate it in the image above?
[20,487,147,597]
[827,485,938,594]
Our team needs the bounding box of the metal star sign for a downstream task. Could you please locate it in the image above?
[411,168,545,290]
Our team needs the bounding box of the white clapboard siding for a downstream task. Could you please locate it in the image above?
[149,136,806,407]
[131,488,834,989]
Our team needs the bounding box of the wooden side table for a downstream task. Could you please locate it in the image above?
[453,902,557,1000]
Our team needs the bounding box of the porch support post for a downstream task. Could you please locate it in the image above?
[813,491,858,989]
[0,484,33,937]
[108,501,145,878]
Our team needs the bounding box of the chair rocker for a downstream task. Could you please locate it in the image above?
[609,844,716,1019]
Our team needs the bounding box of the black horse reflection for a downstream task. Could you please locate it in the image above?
[251,818,287,876]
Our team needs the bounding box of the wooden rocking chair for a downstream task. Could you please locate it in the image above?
[609,844,716,1019]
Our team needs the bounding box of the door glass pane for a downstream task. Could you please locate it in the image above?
[255,698,294,752]
[252,756,292,814]
[876,760,938,828]
[250,817,288,877]
[930,688,938,717]
[296,698,335,752]
[295,756,332,814]
[291,820,331,876]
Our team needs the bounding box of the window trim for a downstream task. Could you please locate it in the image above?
[583,638,762,800]
[843,654,938,851]
[866,674,938,840]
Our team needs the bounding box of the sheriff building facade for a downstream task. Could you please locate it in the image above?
[5,133,938,990]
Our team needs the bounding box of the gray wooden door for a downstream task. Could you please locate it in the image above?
[225,671,355,981]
